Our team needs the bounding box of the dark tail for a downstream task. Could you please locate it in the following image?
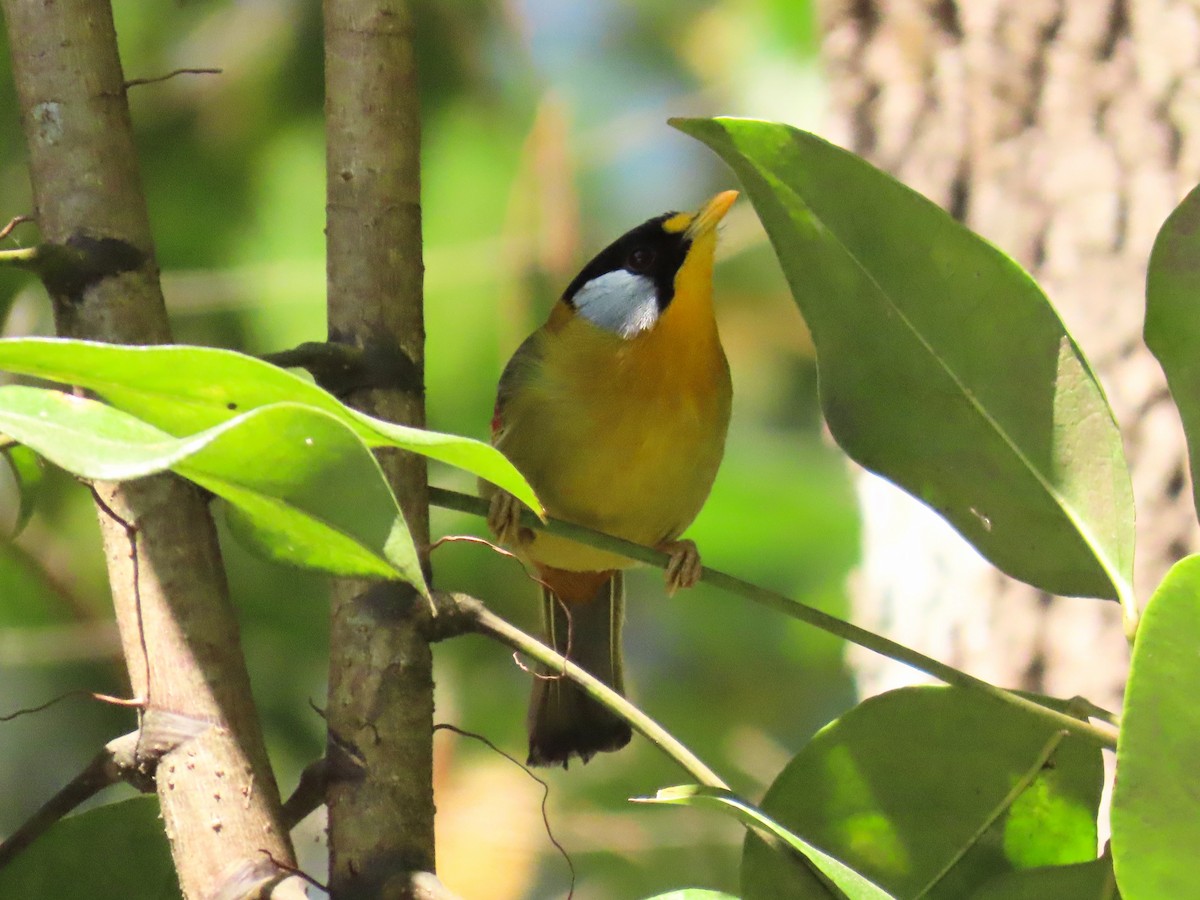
[527,570,632,767]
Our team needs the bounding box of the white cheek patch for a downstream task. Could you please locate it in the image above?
[571,269,659,338]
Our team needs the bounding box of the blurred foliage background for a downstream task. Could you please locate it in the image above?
[0,1,859,897]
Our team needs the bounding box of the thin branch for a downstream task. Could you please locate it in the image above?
[0,215,33,241]
[0,689,142,723]
[0,246,41,270]
[430,591,729,790]
[435,723,575,900]
[261,341,365,392]
[429,487,1120,750]
[124,67,222,88]
[0,731,152,870]
[89,484,150,714]
[281,757,328,831]
[259,851,329,895]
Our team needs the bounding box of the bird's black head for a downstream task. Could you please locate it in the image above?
[558,193,736,339]
[562,213,691,321]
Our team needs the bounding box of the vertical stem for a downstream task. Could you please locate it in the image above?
[323,1,436,896]
[0,0,302,896]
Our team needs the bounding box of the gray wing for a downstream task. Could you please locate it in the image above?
[491,330,545,444]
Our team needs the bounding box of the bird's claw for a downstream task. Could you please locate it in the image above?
[660,539,702,596]
[487,490,529,547]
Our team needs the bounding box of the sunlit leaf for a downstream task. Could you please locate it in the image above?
[1112,555,1200,899]
[0,797,177,900]
[1145,184,1200,526]
[635,784,894,900]
[741,686,1103,900]
[0,385,423,589]
[673,117,1134,609]
[0,337,541,515]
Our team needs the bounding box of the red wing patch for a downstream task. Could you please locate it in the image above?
[490,400,504,441]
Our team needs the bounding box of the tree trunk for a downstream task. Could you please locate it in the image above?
[1,0,303,895]
[821,0,1200,711]
[322,1,440,897]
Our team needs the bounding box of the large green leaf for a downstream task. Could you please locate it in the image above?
[741,686,1103,900]
[1112,554,1200,899]
[1145,184,1200,526]
[636,785,893,900]
[0,385,423,589]
[0,797,178,900]
[0,337,540,514]
[673,117,1134,609]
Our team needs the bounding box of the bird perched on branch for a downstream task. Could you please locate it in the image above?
[484,191,737,767]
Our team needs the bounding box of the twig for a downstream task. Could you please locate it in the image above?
[90,485,151,725]
[435,722,575,899]
[0,246,41,270]
[124,67,222,88]
[428,487,1120,750]
[0,731,152,870]
[428,534,574,680]
[0,215,32,242]
[259,850,328,895]
[281,758,329,831]
[433,591,729,790]
[262,341,364,379]
[262,340,421,397]
[0,689,143,722]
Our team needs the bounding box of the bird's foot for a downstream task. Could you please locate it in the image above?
[487,490,532,547]
[659,539,702,596]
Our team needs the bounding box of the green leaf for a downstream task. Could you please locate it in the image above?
[741,686,1103,900]
[636,784,895,900]
[1112,554,1200,899]
[643,892,741,900]
[1145,184,1200,527]
[2,443,45,535]
[0,797,178,900]
[0,385,423,589]
[0,337,541,515]
[174,407,423,588]
[0,386,189,479]
[969,858,1118,899]
[673,117,1134,609]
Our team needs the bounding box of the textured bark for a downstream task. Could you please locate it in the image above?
[322,1,437,897]
[1,0,302,896]
[821,0,1200,710]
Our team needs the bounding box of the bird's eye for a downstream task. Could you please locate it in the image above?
[627,247,655,272]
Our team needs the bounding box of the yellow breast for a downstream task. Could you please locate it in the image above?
[498,240,732,571]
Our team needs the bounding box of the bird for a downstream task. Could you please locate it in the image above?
[483,190,737,767]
